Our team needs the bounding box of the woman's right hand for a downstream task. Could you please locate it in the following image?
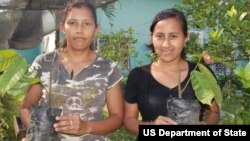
[153,116,177,125]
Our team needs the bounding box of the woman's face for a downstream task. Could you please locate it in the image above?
[151,18,188,63]
[61,7,99,51]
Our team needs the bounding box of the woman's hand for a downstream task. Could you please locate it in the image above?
[202,51,212,65]
[153,116,178,125]
[54,114,90,135]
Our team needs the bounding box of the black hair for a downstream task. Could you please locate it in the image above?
[60,1,97,25]
[147,8,188,58]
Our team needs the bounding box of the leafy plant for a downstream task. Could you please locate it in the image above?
[98,27,138,140]
[234,61,250,89]
[108,127,136,141]
[0,49,40,140]
[177,0,250,62]
[0,49,40,96]
[102,106,135,141]
[176,0,250,124]
[99,2,117,27]
[220,61,250,124]
[97,27,138,85]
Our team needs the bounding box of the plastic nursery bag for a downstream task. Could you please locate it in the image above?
[26,104,62,141]
[166,97,201,125]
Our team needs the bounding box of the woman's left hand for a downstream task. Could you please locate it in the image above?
[54,114,89,135]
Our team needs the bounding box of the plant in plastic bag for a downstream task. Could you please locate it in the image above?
[166,53,222,124]
[26,104,62,141]
[166,97,201,125]
[25,58,62,141]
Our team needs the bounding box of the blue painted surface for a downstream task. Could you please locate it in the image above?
[98,0,181,69]
[15,44,43,64]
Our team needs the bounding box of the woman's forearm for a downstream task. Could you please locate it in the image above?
[204,110,220,124]
[19,108,31,128]
[82,114,123,135]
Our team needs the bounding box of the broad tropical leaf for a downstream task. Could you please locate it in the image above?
[0,49,40,97]
[0,56,27,96]
[7,70,38,96]
[0,49,19,72]
[191,70,215,105]
[0,55,18,72]
[197,63,217,83]
[212,82,223,108]
[190,63,222,107]
[0,49,18,58]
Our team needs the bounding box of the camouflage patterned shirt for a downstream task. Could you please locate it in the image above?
[31,50,123,141]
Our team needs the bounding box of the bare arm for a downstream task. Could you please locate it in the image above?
[19,84,43,128]
[203,100,220,124]
[54,82,124,135]
[123,101,141,135]
[86,82,124,134]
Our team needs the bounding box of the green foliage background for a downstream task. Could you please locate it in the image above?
[176,0,250,124]
[0,50,39,140]
[98,27,137,140]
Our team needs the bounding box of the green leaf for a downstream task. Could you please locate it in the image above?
[234,67,244,79]
[239,111,250,124]
[7,70,37,96]
[235,115,244,124]
[239,12,247,21]
[0,56,28,96]
[234,62,250,89]
[0,55,18,72]
[0,49,20,72]
[244,62,250,81]
[209,29,219,39]
[31,76,40,85]
[242,82,250,89]
[0,49,18,58]
[0,49,40,100]
[197,63,217,83]
[212,81,223,108]
[227,6,237,17]
[190,71,214,105]
[218,28,224,38]
[191,64,223,107]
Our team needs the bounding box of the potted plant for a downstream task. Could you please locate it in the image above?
[0,49,40,140]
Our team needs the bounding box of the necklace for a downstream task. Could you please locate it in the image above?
[177,67,182,98]
[177,64,192,99]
